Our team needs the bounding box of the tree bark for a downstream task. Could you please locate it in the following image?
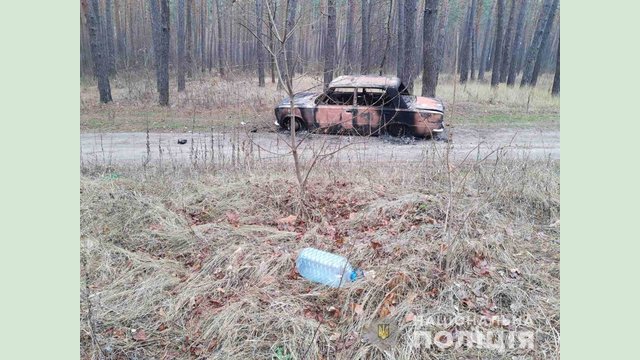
[83,0,113,103]
[114,0,127,68]
[200,0,206,72]
[215,0,225,77]
[177,0,186,91]
[520,0,555,87]
[378,0,394,75]
[551,36,559,96]
[396,0,404,79]
[507,0,527,86]
[105,0,116,75]
[436,0,449,74]
[421,0,439,97]
[345,0,355,73]
[150,0,169,105]
[477,5,493,82]
[499,0,517,83]
[360,0,371,74]
[323,0,337,88]
[403,0,417,92]
[186,0,193,77]
[530,0,558,85]
[459,0,476,84]
[256,0,265,86]
[490,0,505,87]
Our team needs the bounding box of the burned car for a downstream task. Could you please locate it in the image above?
[274,75,445,138]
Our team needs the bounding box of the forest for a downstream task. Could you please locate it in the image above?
[80,0,560,106]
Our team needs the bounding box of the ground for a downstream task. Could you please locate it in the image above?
[80,72,560,359]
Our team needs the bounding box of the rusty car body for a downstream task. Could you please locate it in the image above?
[274,75,445,138]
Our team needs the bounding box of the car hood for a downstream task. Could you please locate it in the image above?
[277,92,318,107]
[403,95,445,113]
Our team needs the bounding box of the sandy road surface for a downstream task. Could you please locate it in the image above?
[81,124,559,166]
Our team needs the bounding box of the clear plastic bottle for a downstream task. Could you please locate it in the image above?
[296,247,358,288]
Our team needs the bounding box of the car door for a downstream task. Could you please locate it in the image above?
[314,88,356,133]
[352,87,384,136]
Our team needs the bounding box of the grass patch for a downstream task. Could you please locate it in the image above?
[81,155,559,359]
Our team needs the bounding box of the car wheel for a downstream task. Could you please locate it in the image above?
[388,123,409,137]
[283,117,304,132]
[433,128,449,142]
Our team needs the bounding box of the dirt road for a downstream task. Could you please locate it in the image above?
[81,124,559,166]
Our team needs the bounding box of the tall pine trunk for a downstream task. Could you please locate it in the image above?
[490,0,505,87]
[177,0,186,91]
[499,0,516,83]
[361,0,371,74]
[421,0,439,97]
[507,0,527,86]
[478,1,494,82]
[520,0,554,87]
[403,0,416,92]
[186,0,193,77]
[323,0,336,88]
[459,0,476,84]
[345,0,355,73]
[530,0,558,85]
[215,0,225,77]
[105,0,116,75]
[396,0,404,79]
[551,37,559,96]
[256,0,265,86]
[83,0,113,103]
[150,0,169,105]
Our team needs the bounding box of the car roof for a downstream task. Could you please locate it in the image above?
[329,75,401,89]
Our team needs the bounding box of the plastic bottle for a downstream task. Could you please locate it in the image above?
[296,247,358,288]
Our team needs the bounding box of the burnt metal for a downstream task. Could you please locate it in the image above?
[274,75,445,138]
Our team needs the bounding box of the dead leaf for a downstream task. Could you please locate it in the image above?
[329,332,341,341]
[379,305,391,318]
[225,212,240,227]
[370,240,382,251]
[405,312,415,323]
[132,329,147,342]
[157,323,168,331]
[277,215,297,225]
[352,303,364,315]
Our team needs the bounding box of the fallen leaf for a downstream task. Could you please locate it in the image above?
[329,332,341,341]
[352,303,364,315]
[132,329,147,342]
[225,212,240,227]
[157,323,168,331]
[370,240,382,251]
[277,215,297,225]
[379,306,390,318]
[405,312,415,323]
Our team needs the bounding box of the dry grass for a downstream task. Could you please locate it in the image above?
[80,151,559,359]
[80,72,559,133]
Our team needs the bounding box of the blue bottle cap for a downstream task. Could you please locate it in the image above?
[350,270,358,282]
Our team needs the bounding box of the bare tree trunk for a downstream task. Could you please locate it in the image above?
[150,0,169,105]
[507,0,527,86]
[421,0,439,97]
[215,0,225,77]
[200,0,206,72]
[378,0,394,75]
[499,0,516,83]
[177,0,186,91]
[459,0,476,84]
[403,0,416,92]
[114,0,127,68]
[105,0,116,75]
[345,0,355,73]
[490,0,504,87]
[83,0,113,103]
[360,0,371,74]
[530,0,558,85]
[186,0,193,77]
[551,36,559,96]
[281,0,299,86]
[520,0,555,87]
[256,0,265,86]
[396,0,404,79]
[436,0,449,74]
[323,0,337,88]
[477,3,493,82]
[269,0,276,83]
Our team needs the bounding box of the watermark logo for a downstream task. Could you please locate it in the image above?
[377,324,390,340]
